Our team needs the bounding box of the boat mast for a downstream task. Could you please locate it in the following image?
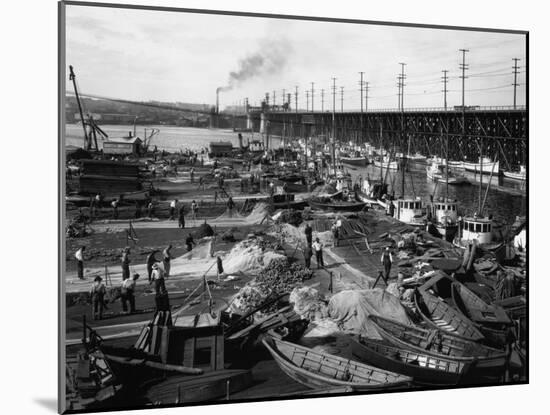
[69,65,89,150]
[379,123,383,183]
[478,140,483,215]
[445,125,449,198]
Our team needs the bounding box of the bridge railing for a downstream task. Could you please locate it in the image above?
[260,105,526,114]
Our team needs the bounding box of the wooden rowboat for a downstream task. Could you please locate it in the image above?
[350,336,471,386]
[307,198,367,212]
[414,289,485,341]
[368,315,506,372]
[262,337,412,391]
[451,282,511,325]
[139,369,253,404]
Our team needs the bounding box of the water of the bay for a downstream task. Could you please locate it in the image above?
[65,124,526,225]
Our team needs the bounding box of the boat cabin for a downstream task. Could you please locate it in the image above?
[394,197,425,225]
[103,134,143,156]
[461,216,493,244]
[432,200,458,224]
[142,313,225,372]
[249,140,265,153]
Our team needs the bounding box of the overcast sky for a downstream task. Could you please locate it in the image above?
[65,4,526,110]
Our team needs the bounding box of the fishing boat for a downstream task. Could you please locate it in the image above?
[405,153,428,164]
[262,337,412,391]
[340,150,368,166]
[426,162,469,185]
[368,315,506,372]
[463,157,499,174]
[373,156,399,170]
[460,215,493,244]
[503,165,526,181]
[392,197,426,227]
[350,336,471,386]
[414,289,485,341]
[429,198,459,241]
[308,196,367,212]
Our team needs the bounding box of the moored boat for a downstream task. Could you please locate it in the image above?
[368,315,506,372]
[392,197,426,227]
[262,337,412,391]
[350,336,471,386]
[463,157,499,174]
[502,165,526,181]
[451,282,511,325]
[430,199,459,241]
[414,289,485,341]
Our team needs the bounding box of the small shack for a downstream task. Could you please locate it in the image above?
[103,134,143,156]
[209,141,233,157]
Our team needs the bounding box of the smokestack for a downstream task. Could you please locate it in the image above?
[216,88,219,115]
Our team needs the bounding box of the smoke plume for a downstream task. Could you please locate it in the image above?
[217,37,292,93]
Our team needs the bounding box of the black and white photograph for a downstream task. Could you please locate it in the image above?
[58,1,528,413]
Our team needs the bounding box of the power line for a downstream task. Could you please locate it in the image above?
[359,71,364,113]
[365,81,369,112]
[340,86,344,112]
[459,49,469,109]
[321,88,325,112]
[311,82,315,112]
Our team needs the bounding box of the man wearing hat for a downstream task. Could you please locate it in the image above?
[121,247,131,281]
[121,273,139,313]
[381,246,393,281]
[90,276,106,320]
[151,263,170,312]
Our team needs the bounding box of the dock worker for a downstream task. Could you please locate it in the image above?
[312,237,324,269]
[151,263,170,312]
[217,256,224,280]
[93,193,101,217]
[146,250,159,283]
[147,200,154,218]
[75,246,85,280]
[191,200,198,220]
[121,273,139,313]
[304,222,313,246]
[226,196,235,218]
[381,247,393,281]
[134,201,141,219]
[169,199,177,220]
[121,247,131,281]
[198,175,205,190]
[190,167,195,183]
[185,234,196,252]
[162,245,173,277]
[111,198,119,219]
[178,204,186,229]
[303,244,313,269]
[90,276,106,320]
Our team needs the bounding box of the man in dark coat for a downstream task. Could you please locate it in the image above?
[304,222,313,246]
[303,244,313,269]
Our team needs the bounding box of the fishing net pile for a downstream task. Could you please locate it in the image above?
[194,222,214,238]
[228,257,313,314]
[246,202,271,224]
[327,289,412,339]
[289,286,329,321]
[222,239,285,275]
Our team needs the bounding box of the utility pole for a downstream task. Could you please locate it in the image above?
[306,91,309,112]
[512,58,520,109]
[397,76,401,110]
[321,89,325,112]
[282,88,286,109]
[273,90,276,107]
[459,49,469,109]
[365,82,369,112]
[399,63,406,111]
[441,70,449,110]
[359,72,364,113]
[459,49,469,139]
[332,77,337,173]
[295,86,298,113]
[311,82,315,112]
[340,87,344,112]
[265,92,270,107]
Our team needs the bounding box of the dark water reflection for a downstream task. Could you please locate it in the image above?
[348,163,526,225]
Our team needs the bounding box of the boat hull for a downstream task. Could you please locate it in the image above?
[262,337,412,391]
[341,157,367,166]
[308,199,367,212]
[350,336,469,386]
[414,289,485,341]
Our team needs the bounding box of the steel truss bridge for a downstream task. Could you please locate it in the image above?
[244,106,527,170]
